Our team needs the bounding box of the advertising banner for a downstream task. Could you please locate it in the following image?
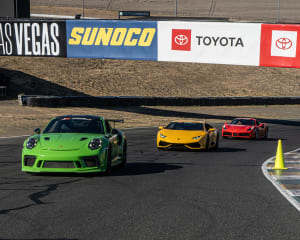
[0,20,66,57]
[158,21,261,66]
[260,24,300,68]
[66,20,157,60]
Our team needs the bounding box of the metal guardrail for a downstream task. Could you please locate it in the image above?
[18,95,300,107]
[0,86,7,96]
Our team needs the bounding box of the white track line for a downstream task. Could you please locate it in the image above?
[0,135,30,139]
[262,148,300,212]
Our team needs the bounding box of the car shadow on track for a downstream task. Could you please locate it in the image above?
[110,162,182,176]
[222,137,284,142]
[156,147,246,152]
[26,163,182,178]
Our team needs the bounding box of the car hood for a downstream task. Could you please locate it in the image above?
[225,125,254,131]
[39,133,103,151]
[160,129,206,142]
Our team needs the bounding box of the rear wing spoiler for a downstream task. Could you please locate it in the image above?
[106,119,124,123]
[106,119,124,128]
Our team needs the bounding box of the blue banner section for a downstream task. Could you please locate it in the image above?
[66,20,157,60]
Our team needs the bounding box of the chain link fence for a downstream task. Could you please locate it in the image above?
[31,0,300,22]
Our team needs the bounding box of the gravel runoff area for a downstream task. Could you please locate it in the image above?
[1,100,300,137]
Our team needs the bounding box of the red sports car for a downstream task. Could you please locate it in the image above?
[222,118,268,139]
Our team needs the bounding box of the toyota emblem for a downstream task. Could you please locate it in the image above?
[276,38,292,50]
[174,34,189,46]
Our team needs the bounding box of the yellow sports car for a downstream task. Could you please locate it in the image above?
[157,120,219,150]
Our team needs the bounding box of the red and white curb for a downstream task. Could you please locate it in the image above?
[262,148,300,212]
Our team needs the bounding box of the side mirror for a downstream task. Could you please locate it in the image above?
[158,126,164,130]
[258,124,264,128]
[34,128,41,134]
[208,128,215,132]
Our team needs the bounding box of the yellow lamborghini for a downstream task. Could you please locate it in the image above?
[157,120,219,150]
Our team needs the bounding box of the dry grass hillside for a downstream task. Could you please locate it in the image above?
[1,3,300,98]
[1,56,300,98]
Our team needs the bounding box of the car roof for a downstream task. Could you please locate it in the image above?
[171,120,205,124]
[233,118,256,121]
[55,115,104,120]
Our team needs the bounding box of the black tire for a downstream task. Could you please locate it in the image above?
[119,141,127,168]
[205,135,210,150]
[264,128,268,139]
[255,129,260,140]
[105,147,112,175]
[213,134,219,151]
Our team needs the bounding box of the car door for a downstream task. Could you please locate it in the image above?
[105,120,118,161]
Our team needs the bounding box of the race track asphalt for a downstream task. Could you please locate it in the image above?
[1,123,300,240]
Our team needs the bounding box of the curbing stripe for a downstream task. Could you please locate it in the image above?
[262,148,300,212]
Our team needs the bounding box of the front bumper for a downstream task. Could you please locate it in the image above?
[22,148,108,173]
[222,130,254,138]
[157,140,206,150]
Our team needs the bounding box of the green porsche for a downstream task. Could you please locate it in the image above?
[22,115,127,174]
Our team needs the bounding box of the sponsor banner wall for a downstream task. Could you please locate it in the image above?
[158,21,261,66]
[260,24,300,68]
[0,20,66,57]
[66,20,157,60]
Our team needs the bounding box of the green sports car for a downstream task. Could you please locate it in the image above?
[22,115,127,174]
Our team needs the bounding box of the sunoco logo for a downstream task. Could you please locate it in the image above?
[275,37,292,50]
[68,27,156,46]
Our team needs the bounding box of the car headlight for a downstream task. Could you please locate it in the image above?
[193,135,203,140]
[160,133,166,138]
[26,138,37,149]
[247,127,255,131]
[88,138,102,150]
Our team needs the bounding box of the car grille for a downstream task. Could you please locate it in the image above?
[24,155,36,166]
[159,141,171,146]
[82,156,99,167]
[186,142,201,148]
[43,161,75,168]
[239,133,250,136]
[223,132,231,136]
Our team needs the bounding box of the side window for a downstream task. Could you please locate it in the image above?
[105,121,112,134]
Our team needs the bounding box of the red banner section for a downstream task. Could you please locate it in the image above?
[260,24,300,68]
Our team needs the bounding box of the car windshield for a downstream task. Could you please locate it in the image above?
[166,122,204,130]
[43,118,104,134]
[231,119,255,126]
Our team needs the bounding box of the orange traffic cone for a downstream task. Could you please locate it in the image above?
[273,139,288,170]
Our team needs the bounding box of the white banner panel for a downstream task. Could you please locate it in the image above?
[158,21,261,66]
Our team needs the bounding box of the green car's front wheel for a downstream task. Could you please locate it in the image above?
[119,141,127,168]
[105,147,112,175]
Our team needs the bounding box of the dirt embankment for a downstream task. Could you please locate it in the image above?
[1,56,300,98]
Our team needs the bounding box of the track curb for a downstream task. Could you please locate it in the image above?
[262,148,300,212]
